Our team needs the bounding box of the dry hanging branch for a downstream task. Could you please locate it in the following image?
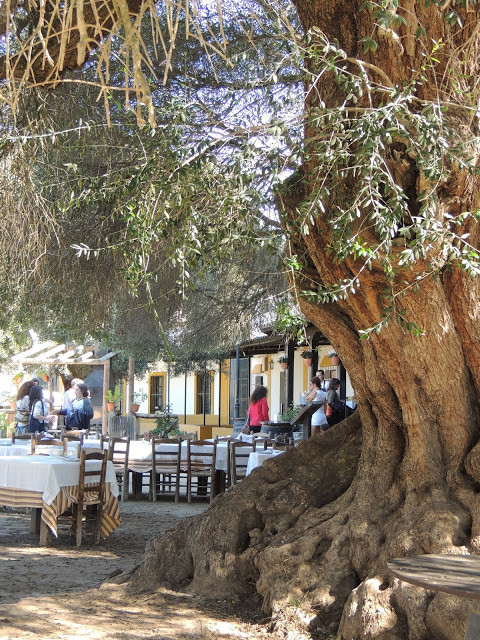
[0,0,236,126]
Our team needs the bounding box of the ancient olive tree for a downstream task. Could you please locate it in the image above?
[1,1,480,638]
[123,3,480,639]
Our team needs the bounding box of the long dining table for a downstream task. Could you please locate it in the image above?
[0,453,120,545]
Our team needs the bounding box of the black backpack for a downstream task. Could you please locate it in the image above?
[327,397,345,426]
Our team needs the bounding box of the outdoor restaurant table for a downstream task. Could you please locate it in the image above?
[0,442,32,456]
[0,455,120,544]
[388,554,480,639]
[246,449,285,475]
[0,442,84,456]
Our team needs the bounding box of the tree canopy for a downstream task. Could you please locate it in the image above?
[0,0,302,364]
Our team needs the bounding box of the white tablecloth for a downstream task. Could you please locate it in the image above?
[246,450,284,476]
[0,444,32,456]
[0,443,83,457]
[0,455,119,505]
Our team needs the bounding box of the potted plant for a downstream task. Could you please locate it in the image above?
[328,349,340,366]
[36,367,49,382]
[106,385,121,411]
[150,404,180,438]
[278,354,289,370]
[12,372,23,387]
[300,349,314,367]
[131,391,147,413]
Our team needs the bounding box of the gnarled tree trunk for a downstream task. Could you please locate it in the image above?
[119,2,480,638]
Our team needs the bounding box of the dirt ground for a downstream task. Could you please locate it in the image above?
[0,500,288,640]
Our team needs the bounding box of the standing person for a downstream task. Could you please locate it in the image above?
[306,376,328,435]
[27,385,56,433]
[247,385,269,434]
[57,382,94,430]
[315,370,327,391]
[62,378,83,411]
[325,378,344,427]
[14,380,36,434]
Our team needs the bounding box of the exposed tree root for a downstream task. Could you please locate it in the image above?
[114,411,477,639]
[117,416,361,631]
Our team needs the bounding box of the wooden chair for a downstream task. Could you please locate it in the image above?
[62,431,85,450]
[32,436,67,455]
[219,437,239,488]
[11,433,33,444]
[272,435,294,451]
[88,421,102,438]
[63,431,85,446]
[107,436,130,501]
[99,433,109,449]
[186,439,217,503]
[63,437,81,458]
[56,450,108,547]
[253,437,268,451]
[150,438,183,502]
[229,441,253,485]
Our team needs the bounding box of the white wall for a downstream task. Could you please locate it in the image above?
[135,364,221,418]
[168,372,195,417]
[135,349,356,424]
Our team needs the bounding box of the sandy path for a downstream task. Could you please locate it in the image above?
[0,502,274,640]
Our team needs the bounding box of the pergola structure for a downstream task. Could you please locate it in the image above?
[12,341,116,433]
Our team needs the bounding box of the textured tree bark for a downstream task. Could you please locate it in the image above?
[118,2,480,638]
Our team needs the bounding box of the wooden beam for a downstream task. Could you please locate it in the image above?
[99,352,116,361]
[12,341,56,361]
[56,349,76,361]
[20,358,106,365]
[33,344,66,360]
[47,365,54,405]
[102,359,110,436]
[127,357,135,415]
[75,352,94,362]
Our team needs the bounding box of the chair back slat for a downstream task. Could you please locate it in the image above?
[11,433,33,443]
[186,439,217,503]
[107,436,130,500]
[63,430,86,445]
[78,449,107,504]
[151,438,182,502]
[32,436,67,455]
[229,441,253,485]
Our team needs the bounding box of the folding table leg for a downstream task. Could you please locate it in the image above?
[30,507,42,534]
[39,519,49,546]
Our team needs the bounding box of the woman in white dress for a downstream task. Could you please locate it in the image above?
[306,376,329,436]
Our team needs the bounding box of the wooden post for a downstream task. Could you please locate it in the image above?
[127,357,135,415]
[102,358,110,435]
[47,365,54,406]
